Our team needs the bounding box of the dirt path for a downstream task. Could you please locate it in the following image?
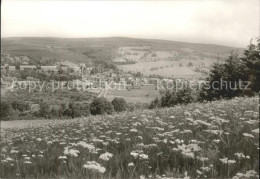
[1,119,51,129]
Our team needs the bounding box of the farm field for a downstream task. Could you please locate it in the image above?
[144,67,200,78]
[0,97,259,179]
[105,86,160,103]
[117,60,213,78]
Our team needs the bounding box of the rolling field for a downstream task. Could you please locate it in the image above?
[105,86,160,103]
[144,67,199,78]
[0,97,259,178]
[117,60,213,79]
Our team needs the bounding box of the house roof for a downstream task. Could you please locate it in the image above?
[41,66,57,69]
[20,65,37,68]
[2,77,17,81]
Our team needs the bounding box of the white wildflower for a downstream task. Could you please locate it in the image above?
[252,128,259,134]
[58,156,67,160]
[128,162,134,167]
[130,128,138,133]
[83,161,106,173]
[99,152,113,161]
[243,133,254,138]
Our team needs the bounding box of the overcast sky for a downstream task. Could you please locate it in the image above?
[1,0,259,47]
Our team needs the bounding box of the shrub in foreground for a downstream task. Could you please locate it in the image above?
[90,97,114,115]
[111,97,128,113]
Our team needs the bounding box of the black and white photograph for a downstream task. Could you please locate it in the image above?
[0,0,259,178]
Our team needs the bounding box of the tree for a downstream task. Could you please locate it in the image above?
[79,103,90,117]
[241,40,260,92]
[187,62,193,67]
[11,100,29,112]
[149,97,160,109]
[64,102,81,118]
[199,51,253,101]
[111,97,128,113]
[0,100,12,120]
[160,88,194,107]
[133,72,143,78]
[127,102,135,112]
[38,101,51,118]
[50,107,59,118]
[160,90,172,107]
[60,103,67,117]
[90,97,114,115]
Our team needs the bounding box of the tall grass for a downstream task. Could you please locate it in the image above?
[0,97,259,179]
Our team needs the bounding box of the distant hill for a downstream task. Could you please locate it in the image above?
[1,37,244,64]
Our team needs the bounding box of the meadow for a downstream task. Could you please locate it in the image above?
[105,86,160,103]
[117,60,213,79]
[0,97,259,179]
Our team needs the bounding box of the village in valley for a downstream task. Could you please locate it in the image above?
[1,54,158,92]
[1,46,213,105]
[0,52,165,115]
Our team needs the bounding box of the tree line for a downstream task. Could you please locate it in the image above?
[149,41,260,109]
[1,97,146,120]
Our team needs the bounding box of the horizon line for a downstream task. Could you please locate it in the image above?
[1,36,247,49]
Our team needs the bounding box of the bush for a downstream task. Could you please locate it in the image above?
[50,107,60,118]
[79,103,90,117]
[38,101,51,118]
[160,88,194,107]
[127,102,135,112]
[149,97,160,109]
[149,87,195,108]
[187,62,193,67]
[11,100,29,112]
[64,102,81,118]
[0,100,12,120]
[111,97,128,113]
[90,97,114,115]
[64,102,90,118]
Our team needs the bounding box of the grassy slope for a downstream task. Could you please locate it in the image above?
[0,96,259,178]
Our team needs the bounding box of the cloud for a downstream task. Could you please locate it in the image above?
[1,0,259,47]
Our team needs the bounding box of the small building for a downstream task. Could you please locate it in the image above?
[22,61,29,65]
[142,78,149,84]
[8,66,16,71]
[20,65,37,71]
[26,76,34,81]
[41,66,58,72]
[110,73,117,78]
[2,77,17,82]
[111,81,126,90]
[1,66,6,73]
[120,78,126,83]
